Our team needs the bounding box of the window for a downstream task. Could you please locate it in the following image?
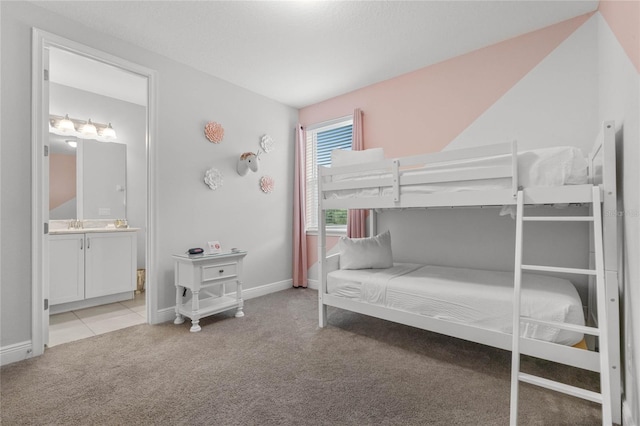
[305,117,353,233]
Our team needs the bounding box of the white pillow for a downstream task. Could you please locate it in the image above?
[338,230,393,270]
[331,148,385,168]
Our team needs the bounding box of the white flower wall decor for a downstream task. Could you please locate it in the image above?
[260,134,275,153]
[260,175,275,194]
[204,167,224,190]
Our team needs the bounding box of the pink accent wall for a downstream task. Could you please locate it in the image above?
[50,153,76,210]
[299,13,591,159]
[599,0,640,74]
[300,13,591,267]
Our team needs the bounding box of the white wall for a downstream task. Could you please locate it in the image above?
[447,15,600,154]
[0,2,297,349]
[50,83,147,268]
[597,13,640,425]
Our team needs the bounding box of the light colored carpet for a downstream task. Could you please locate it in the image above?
[1,288,601,425]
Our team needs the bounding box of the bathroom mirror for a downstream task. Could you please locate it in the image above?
[49,132,126,220]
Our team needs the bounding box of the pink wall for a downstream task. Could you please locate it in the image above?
[299,13,591,158]
[599,0,640,73]
[49,153,76,210]
[300,13,591,267]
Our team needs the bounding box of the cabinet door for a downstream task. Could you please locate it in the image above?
[49,234,85,305]
[85,232,136,298]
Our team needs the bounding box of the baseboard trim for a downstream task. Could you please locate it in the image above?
[623,401,636,426]
[307,279,318,290]
[243,279,292,300]
[156,279,295,324]
[0,341,34,366]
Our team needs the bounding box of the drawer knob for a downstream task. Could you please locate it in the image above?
[219,269,224,273]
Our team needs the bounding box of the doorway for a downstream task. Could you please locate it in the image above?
[31,29,158,356]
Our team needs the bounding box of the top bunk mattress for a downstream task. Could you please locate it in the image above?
[324,146,588,200]
[327,263,584,346]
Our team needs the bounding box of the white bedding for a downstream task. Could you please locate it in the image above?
[325,146,588,200]
[327,263,585,346]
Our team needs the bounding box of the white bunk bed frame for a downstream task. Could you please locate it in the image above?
[317,121,621,424]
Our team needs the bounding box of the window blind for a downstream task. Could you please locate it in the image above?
[305,122,353,231]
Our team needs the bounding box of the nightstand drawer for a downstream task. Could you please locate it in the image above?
[202,262,237,282]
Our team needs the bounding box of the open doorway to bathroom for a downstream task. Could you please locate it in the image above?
[46,46,148,347]
[32,29,157,355]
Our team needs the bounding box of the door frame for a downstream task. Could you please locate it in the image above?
[31,28,159,356]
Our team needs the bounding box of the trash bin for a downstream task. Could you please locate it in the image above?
[136,269,146,294]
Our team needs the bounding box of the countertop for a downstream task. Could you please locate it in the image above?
[49,227,140,235]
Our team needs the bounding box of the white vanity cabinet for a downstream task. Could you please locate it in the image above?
[49,229,137,312]
[84,232,136,298]
[49,234,85,305]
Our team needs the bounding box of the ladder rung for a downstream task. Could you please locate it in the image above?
[519,317,600,336]
[522,216,594,222]
[521,264,597,275]
[518,373,603,404]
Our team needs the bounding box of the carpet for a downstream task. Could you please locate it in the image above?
[0,288,601,425]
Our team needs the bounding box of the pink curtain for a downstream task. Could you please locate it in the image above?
[293,124,308,288]
[348,109,366,238]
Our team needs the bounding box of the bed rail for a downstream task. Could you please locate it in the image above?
[319,141,519,210]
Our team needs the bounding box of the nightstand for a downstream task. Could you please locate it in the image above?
[172,250,247,332]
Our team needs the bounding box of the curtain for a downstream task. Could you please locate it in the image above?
[347,108,366,238]
[293,124,308,288]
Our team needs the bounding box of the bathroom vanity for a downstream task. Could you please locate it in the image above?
[49,226,138,314]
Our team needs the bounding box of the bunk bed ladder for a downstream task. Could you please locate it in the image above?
[509,187,612,426]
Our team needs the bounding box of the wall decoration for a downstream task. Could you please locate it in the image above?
[204,167,223,190]
[260,134,275,153]
[237,151,260,176]
[204,121,224,143]
[260,175,275,193]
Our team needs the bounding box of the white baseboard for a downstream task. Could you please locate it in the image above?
[0,341,34,366]
[243,279,292,300]
[156,279,295,324]
[307,279,318,290]
[623,401,637,426]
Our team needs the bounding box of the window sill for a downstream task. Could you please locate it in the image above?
[306,229,347,237]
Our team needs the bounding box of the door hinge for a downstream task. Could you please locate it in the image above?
[44,222,49,235]
[44,69,49,81]
[44,145,49,157]
[44,299,49,310]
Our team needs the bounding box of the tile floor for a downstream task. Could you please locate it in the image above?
[48,292,146,347]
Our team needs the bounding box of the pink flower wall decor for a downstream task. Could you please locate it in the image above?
[260,176,275,194]
[204,121,224,143]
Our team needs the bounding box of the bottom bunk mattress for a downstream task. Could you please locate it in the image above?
[327,264,585,346]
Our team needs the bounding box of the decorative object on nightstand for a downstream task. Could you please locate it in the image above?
[204,121,224,143]
[260,175,275,193]
[173,250,247,332]
[204,167,223,190]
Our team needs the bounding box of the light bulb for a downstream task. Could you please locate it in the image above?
[101,122,117,139]
[82,119,98,137]
[58,114,75,132]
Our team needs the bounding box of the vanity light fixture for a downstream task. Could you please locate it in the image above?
[100,122,117,139]
[50,114,118,142]
[81,119,98,137]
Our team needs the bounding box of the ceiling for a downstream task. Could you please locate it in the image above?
[32,0,599,109]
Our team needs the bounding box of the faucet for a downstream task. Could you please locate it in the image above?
[68,219,83,229]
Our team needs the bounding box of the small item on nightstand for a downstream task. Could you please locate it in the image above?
[231,248,240,253]
[187,248,204,256]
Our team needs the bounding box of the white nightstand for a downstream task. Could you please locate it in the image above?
[172,250,247,332]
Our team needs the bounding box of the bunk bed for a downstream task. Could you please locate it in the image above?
[316,121,620,425]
